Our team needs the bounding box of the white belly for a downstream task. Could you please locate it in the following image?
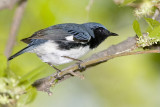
[30,40,90,65]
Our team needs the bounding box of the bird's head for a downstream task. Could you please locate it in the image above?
[83,22,118,48]
[83,22,118,38]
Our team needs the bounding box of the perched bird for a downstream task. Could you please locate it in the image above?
[8,22,118,71]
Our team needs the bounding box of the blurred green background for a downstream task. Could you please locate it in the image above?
[1,0,160,107]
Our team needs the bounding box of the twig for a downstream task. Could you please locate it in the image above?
[0,0,19,10]
[86,0,94,21]
[113,0,139,8]
[152,9,159,20]
[5,0,27,58]
[86,0,94,12]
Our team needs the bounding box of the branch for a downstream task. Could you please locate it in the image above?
[33,36,160,95]
[86,0,94,21]
[86,0,94,12]
[5,0,27,58]
[0,0,19,10]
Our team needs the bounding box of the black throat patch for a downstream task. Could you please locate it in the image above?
[88,27,109,49]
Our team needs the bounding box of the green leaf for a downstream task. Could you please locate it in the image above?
[133,20,142,37]
[26,68,52,87]
[148,25,160,39]
[146,25,153,33]
[0,54,7,77]
[19,65,52,88]
[122,0,135,5]
[18,87,37,105]
[144,17,160,30]
[19,66,46,88]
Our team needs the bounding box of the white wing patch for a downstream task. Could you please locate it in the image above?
[65,35,74,41]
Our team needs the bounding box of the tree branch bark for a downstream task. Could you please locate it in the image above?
[5,0,27,58]
[0,0,19,10]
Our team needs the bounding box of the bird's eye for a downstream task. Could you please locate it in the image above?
[98,27,104,32]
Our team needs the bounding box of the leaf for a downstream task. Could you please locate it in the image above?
[144,17,160,30]
[26,67,52,87]
[146,25,153,33]
[19,65,52,88]
[148,25,160,39]
[122,0,136,5]
[133,20,142,37]
[18,87,37,105]
[0,54,7,77]
[19,65,46,88]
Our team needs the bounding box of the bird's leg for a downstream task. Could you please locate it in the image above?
[62,56,82,62]
[62,56,85,71]
[46,62,61,79]
[47,62,61,72]
[62,56,85,70]
[62,56,85,80]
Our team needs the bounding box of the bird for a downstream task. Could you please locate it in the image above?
[8,22,118,72]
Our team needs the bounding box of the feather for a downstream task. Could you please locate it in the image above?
[21,23,92,44]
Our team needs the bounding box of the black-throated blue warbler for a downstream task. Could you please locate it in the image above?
[8,22,118,71]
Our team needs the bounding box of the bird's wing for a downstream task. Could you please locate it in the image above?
[21,24,91,44]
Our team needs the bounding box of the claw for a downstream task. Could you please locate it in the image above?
[61,56,85,71]
[76,62,86,71]
[47,62,63,79]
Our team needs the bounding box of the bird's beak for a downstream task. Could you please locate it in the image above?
[109,32,118,36]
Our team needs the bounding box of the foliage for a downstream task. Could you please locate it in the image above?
[132,20,142,37]
[0,55,47,106]
[121,0,136,5]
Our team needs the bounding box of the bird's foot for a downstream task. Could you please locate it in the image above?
[54,70,62,80]
[76,61,86,71]
[62,56,85,71]
[47,62,62,79]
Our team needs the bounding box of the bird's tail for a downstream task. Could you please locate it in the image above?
[8,45,33,61]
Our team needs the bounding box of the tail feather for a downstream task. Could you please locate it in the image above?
[8,46,32,61]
